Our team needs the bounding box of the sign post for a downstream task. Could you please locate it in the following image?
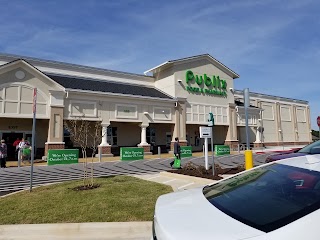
[199,126,212,170]
[208,113,215,176]
[30,88,37,192]
[317,116,320,140]
[244,88,250,150]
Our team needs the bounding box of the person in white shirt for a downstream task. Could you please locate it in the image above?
[18,138,26,149]
[17,138,26,164]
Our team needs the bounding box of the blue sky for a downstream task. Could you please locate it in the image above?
[1,0,319,129]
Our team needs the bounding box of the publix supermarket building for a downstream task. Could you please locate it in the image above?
[0,53,312,159]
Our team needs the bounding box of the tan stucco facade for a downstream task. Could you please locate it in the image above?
[0,54,312,159]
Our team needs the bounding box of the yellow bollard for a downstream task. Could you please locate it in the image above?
[245,150,253,170]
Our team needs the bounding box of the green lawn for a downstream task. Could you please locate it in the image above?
[0,176,173,224]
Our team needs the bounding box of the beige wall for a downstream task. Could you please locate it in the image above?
[64,92,175,126]
[238,126,256,144]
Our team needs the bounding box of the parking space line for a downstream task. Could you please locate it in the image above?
[162,179,176,184]
[178,182,194,189]
[159,159,171,163]
[147,175,160,180]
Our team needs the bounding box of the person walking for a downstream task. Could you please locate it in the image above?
[13,138,21,161]
[17,138,26,164]
[170,137,181,167]
[0,139,7,168]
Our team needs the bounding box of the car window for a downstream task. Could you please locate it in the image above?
[203,164,320,232]
[298,140,320,154]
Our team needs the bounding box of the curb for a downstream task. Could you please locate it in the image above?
[0,222,152,240]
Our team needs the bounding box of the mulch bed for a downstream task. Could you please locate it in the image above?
[168,162,245,180]
[71,184,100,191]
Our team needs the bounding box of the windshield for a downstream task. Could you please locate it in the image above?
[298,140,320,154]
[203,163,320,232]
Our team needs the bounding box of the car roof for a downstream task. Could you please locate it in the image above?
[275,154,320,171]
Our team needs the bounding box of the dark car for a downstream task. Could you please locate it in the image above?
[265,140,320,163]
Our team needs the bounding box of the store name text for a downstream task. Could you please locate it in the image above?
[185,70,227,97]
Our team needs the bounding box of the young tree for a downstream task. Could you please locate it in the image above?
[64,117,91,187]
[88,120,103,186]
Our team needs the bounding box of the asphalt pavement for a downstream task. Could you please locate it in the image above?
[0,153,272,195]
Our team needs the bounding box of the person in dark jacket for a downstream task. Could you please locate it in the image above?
[170,137,181,167]
[0,139,7,168]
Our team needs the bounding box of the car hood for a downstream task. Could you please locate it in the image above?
[154,187,265,240]
[266,152,306,162]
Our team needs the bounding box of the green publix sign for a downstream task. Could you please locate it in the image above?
[215,145,230,156]
[47,149,79,165]
[185,70,227,97]
[120,147,144,161]
[180,146,192,158]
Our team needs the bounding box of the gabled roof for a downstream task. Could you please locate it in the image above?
[47,74,174,100]
[144,54,240,79]
[0,59,65,91]
[0,52,153,79]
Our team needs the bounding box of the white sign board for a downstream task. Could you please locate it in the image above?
[199,126,212,138]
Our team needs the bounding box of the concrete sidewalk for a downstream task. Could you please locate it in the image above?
[0,222,152,240]
[134,171,233,191]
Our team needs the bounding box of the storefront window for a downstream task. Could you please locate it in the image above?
[147,127,156,145]
[107,127,118,146]
[63,128,73,148]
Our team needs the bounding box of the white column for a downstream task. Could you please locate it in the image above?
[255,127,261,143]
[139,125,148,146]
[100,123,110,146]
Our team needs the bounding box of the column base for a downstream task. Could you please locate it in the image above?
[263,142,310,147]
[97,145,114,157]
[254,142,264,148]
[43,142,65,160]
[224,140,239,150]
[138,144,152,155]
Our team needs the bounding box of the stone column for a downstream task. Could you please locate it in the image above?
[275,102,282,146]
[292,105,299,143]
[224,103,239,149]
[45,106,65,158]
[98,123,113,157]
[254,109,264,148]
[179,101,187,146]
[138,124,151,155]
[306,106,312,143]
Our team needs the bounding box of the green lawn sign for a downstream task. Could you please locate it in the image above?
[215,145,230,156]
[180,146,193,158]
[120,147,144,161]
[47,149,79,166]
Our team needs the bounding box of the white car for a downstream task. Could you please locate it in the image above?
[152,154,320,239]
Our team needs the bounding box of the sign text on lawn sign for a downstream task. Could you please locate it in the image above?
[47,149,79,166]
[215,145,230,156]
[180,146,192,158]
[120,147,144,161]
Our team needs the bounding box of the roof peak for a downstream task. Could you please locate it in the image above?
[144,53,240,79]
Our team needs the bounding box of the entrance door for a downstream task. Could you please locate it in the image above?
[2,132,24,161]
[166,132,172,151]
